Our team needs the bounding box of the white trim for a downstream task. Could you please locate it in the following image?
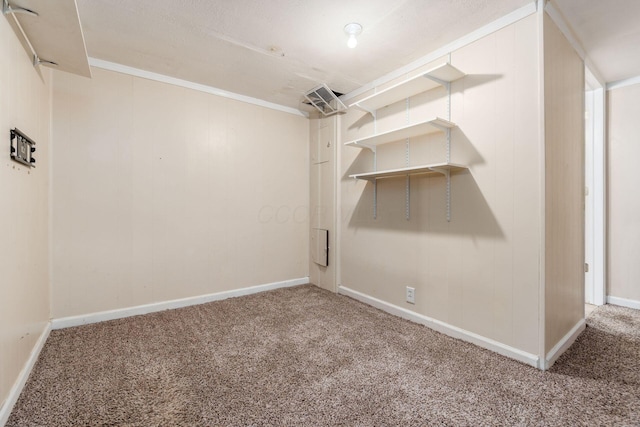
[544,318,586,370]
[607,296,640,310]
[335,116,342,292]
[544,1,585,59]
[0,323,51,426]
[585,67,603,91]
[338,286,540,368]
[51,277,309,330]
[584,90,595,304]
[585,84,607,305]
[544,1,606,87]
[607,75,640,91]
[88,58,307,118]
[591,86,606,306]
[330,115,339,293]
[48,69,55,318]
[537,1,547,370]
[340,2,538,104]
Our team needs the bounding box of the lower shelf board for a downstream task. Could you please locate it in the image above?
[349,162,467,181]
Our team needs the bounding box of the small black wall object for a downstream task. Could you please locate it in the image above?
[9,128,36,168]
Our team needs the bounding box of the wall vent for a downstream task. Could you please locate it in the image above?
[303,84,346,116]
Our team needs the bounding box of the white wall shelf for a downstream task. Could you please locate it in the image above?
[344,117,455,151]
[3,0,91,77]
[349,162,466,181]
[350,63,465,114]
[344,61,466,221]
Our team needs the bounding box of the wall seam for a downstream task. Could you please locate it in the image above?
[47,68,54,320]
[537,0,547,369]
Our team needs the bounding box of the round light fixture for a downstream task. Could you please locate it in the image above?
[344,23,363,49]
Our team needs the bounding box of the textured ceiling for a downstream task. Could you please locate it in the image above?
[554,0,640,84]
[76,0,531,111]
[76,0,640,111]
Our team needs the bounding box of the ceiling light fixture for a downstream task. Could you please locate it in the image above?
[344,23,362,49]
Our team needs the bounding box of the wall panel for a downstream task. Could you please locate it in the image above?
[339,15,542,355]
[51,68,309,318]
[607,83,640,304]
[543,14,585,353]
[0,17,51,411]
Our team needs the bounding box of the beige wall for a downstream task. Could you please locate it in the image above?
[340,15,542,355]
[608,83,640,303]
[0,18,51,410]
[309,114,337,291]
[543,14,585,353]
[51,68,309,318]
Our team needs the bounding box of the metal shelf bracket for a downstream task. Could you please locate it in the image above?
[3,0,38,16]
[373,180,378,220]
[33,54,58,67]
[373,147,377,219]
[405,136,410,221]
[429,167,452,222]
[405,175,410,220]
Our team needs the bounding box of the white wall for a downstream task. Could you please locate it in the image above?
[340,14,542,355]
[51,68,309,318]
[0,17,51,411]
[608,83,640,305]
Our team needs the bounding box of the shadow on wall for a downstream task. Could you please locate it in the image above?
[342,128,484,181]
[450,129,484,168]
[343,169,504,239]
[346,74,502,133]
[453,74,502,94]
[343,149,375,180]
[340,72,506,237]
[347,110,375,134]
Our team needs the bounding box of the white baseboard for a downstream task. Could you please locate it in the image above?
[544,318,586,370]
[607,296,640,310]
[0,322,51,426]
[51,277,309,330]
[337,285,540,369]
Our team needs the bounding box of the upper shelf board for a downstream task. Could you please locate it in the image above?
[4,0,91,77]
[344,117,455,150]
[349,162,467,181]
[349,63,465,114]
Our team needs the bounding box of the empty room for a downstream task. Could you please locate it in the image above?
[1,0,639,425]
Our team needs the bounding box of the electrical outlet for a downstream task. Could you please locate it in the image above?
[406,286,415,304]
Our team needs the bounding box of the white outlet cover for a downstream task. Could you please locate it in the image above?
[406,286,415,304]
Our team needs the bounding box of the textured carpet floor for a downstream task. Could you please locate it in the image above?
[7,285,640,426]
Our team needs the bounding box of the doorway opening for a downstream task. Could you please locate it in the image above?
[584,66,605,309]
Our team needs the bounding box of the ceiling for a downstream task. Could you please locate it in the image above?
[554,0,640,84]
[75,0,640,112]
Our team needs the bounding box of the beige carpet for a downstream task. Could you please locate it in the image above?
[7,285,640,426]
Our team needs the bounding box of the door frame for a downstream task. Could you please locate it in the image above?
[584,66,606,306]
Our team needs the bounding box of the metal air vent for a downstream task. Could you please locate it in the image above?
[303,84,346,116]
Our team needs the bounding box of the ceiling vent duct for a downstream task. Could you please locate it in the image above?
[303,84,347,116]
